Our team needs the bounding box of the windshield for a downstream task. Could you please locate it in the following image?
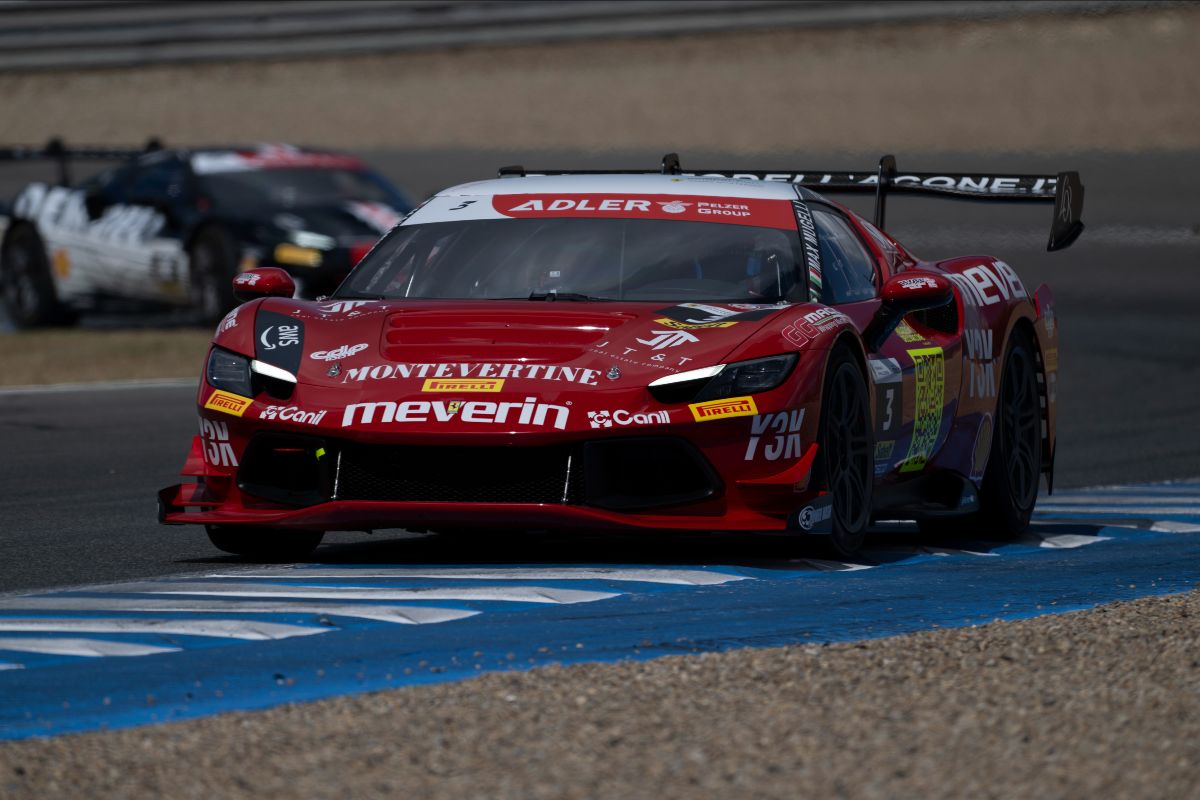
[198,168,409,212]
[338,218,804,303]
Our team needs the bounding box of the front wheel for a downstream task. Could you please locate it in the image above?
[205,525,324,562]
[812,346,874,558]
[0,225,64,328]
[189,227,238,323]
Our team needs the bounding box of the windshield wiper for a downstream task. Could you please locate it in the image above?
[526,291,606,301]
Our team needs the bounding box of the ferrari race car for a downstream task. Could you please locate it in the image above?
[159,154,1083,560]
[0,140,412,327]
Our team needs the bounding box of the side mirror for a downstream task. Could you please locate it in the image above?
[233,267,296,303]
[864,271,955,350]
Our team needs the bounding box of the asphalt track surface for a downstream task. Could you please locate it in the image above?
[0,150,1197,739]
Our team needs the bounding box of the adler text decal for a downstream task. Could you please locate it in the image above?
[493,194,796,229]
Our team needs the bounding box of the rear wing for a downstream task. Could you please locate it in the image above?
[498,153,1085,252]
[0,137,164,186]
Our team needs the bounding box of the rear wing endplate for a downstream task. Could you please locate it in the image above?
[0,137,164,186]
[499,153,1085,252]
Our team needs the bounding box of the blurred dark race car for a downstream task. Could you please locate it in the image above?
[159,153,1083,561]
[0,140,412,327]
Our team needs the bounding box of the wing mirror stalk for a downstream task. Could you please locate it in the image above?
[864,272,955,351]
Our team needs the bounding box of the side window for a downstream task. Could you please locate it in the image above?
[126,157,188,204]
[811,207,878,304]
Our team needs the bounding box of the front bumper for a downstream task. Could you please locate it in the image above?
[160,433,820,533]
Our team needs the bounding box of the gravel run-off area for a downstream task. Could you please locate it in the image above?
[2,589,1198,799]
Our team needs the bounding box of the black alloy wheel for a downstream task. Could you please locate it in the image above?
[206,524,325,562]
[189,227,238,323]
[0,225,60,328]
[815,346,874,558]
[977,329,1043,534]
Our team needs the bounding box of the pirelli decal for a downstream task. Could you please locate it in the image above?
[422,378,505,393]
[690,396,759,422]
[899,347,945,473]
[204,389,253,417]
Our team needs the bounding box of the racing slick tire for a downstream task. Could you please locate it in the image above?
[189,226,239,324]
[812,344,874,559]
[975,327,1043,534]
[205,525,325,562]
[920,328,1042,538]
[0,223,69,328]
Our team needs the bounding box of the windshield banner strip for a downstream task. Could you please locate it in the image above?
[487,194,797,230]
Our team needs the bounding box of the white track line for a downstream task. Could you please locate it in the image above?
[212,567,749,585]
[0,638,180,657]
[1026,533,1112,549]
[0,598,477,625]
[1035,506,1200,515]
[1036,495,1200,505]
[0,618,328,640]
[0,662,24,670]
[117,582,619,605]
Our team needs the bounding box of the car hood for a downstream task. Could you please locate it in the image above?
[227,298,799,392]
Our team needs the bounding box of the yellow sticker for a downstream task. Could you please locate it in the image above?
[895,320,926,343]
[689,396,758,422]
[204,389,252,417]
[899,347,944,473]
[422,378,505,393]
[52,248,71,279]
[274,243,323,268]
[654,317,738,330]
[1044,347,1058,372]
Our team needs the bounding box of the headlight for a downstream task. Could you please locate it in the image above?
[206,347,254,398]
[648,354,797,404]
[205,348,296,401]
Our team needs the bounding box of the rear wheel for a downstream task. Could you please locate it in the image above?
[0,225,63,328]
[189,227,238,323]
[977,329,1043,534]
[205,525,324,562]
[813,346,874,558]
[920,329,1042,538]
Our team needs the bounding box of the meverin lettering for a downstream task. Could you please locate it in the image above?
[342,397,569,430]
[260,406,327,425]
[343,362,599,386]
[745,409,805,461]
[945,261,1027,308]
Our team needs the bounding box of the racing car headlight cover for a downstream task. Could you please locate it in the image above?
[206,347,254,398]
[648,354,797,404]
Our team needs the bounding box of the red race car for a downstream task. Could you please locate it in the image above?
[159,155,1083,560]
